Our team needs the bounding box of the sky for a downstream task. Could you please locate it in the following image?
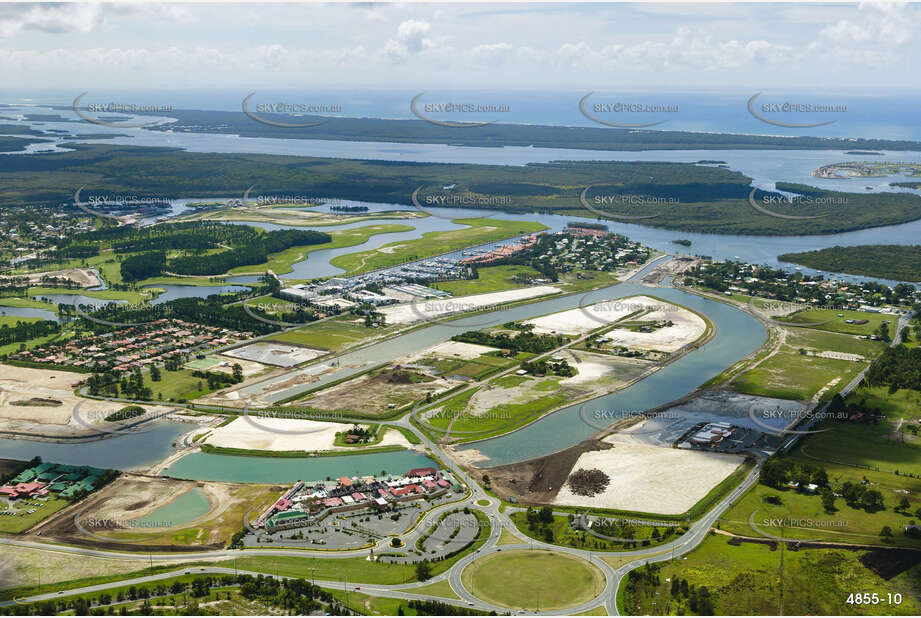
[0,1,918,93]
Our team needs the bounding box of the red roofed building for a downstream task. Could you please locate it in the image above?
[407,467,436,478]
[338,476,353,487]
[323,497,343,508]
[0,481,46,499]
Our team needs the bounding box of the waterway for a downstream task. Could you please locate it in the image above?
[162,450,438,484]
[456,282,767,466]
[0,422,191,471]
[131,486,211,526]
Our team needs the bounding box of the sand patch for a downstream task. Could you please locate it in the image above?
[407,341,498,362]
[380,286,560,325]
[553,440,743,515]
[525,295,665,335]
[223,342,324,367]
[203,416,410,452]
[0,364,159,428]
[377,244,406,254]
[601,302,706,353]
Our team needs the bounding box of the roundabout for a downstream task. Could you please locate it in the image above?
[460,549,606,611]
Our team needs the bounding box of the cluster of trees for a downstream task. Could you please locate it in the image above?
[776,244,921,284]
[865,345,921,392]
[453,329,570,354]
[839,481,886,513]
[670,577,715,615]
[90,222,330,280]
[689,261,918,307]
[760,457,829,490]
[404,599,495,615]
[120,251,166,282]
[168,228,330,276]
[84,294,276,337]
[191,366,243,390]
[520,357,576,377]
[523,506,556,543]
[2,574,351,617]
[0,319,59,347]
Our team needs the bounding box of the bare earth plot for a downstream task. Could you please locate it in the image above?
[202,416,411,452]
[602,303,707,353]
[223,341,324,367]
[29,475,280,550]
[524,295,674,336]
[295,366,462,417]
[0,364,170,432]
[553,433,744,515]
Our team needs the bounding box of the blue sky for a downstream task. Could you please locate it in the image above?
[0,2,917,92]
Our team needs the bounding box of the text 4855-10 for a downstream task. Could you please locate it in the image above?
[846,593,903,605]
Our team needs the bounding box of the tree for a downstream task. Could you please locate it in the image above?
[232,363,243,382]
[881,525,893,537]
[150,365,161,382]
[898,497,912,512]
[415,560,432,581]
[538,506,554,524]
[821,491,837,513]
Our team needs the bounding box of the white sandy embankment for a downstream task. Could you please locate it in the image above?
[554,432,743,515]
[525,295,665,335]
[404,341,499,363]
[203,416,412,452]
[380,286,561,325]
[603,302,707,353]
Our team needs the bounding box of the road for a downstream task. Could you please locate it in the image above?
[2,254,766,615]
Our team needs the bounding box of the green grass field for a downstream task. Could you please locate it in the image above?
[509,512,676,552]
[432,264,544,296]
[795,386,921,475]
[782,308,897,337]
[622,533,921,615]
[0,497,70,534]
[732,328,884,401]
[461,549,605,611]
[329,218,548,275]
[268,317,393,351]
[718,476,921,548]
[228,223,415,275]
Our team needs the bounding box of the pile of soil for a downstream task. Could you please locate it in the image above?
[10,397,62,407]
[382,369,415,384]
[567,468,610,497]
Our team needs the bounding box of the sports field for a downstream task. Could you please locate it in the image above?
[461,549,605,611]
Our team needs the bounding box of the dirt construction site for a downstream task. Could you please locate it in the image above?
[0,365,172,435]
[476,419,743,515]
[27,475,280,551]
[295,365,463,417]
